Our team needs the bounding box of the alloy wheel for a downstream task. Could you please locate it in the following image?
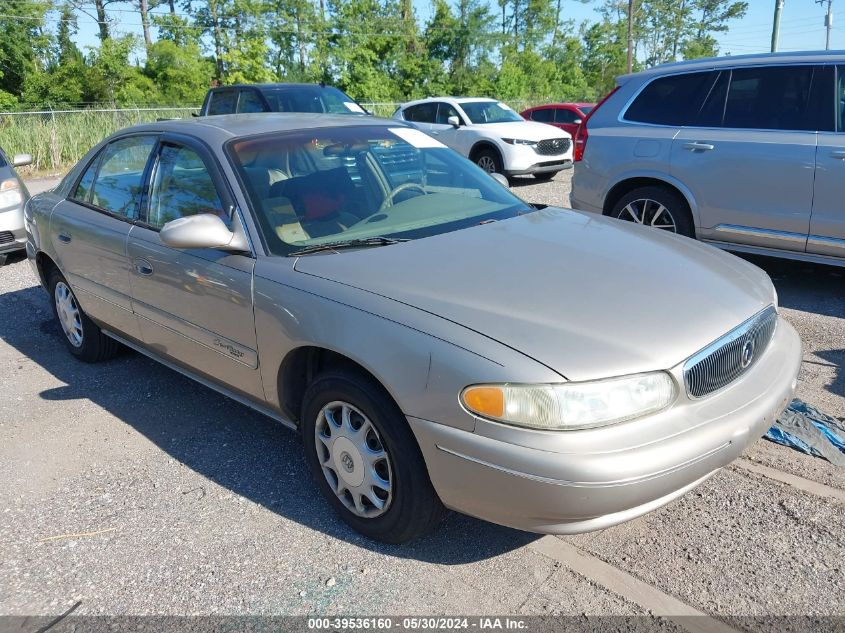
[617,198,677,232]
[314,400,393,518]
[54,281,83,348]
[476,155,497,173]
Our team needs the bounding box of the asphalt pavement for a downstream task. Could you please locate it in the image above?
[1,171,843,627]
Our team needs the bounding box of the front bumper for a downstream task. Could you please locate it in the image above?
[409,318,801,534]
[0,206,26,255]
[501,143,572,175]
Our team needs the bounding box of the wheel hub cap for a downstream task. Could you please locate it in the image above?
[315,401,393,518]
[618,198,677,232]
[55,282,83,348]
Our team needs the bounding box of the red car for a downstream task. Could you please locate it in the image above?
[521,103,596,138]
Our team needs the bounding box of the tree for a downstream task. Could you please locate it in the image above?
[144,39,214,103]
[0,0,52,101]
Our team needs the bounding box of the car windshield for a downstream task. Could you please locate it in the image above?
[229,125,530,255]
[460,101,523,124]
[260,86,366,115]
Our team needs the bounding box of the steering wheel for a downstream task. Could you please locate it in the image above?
[375,182,428,215]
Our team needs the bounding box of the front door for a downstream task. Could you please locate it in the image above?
[127,135,264,400]
[50,134,158,340]
[672,65,822,252]
[808,65,845,258]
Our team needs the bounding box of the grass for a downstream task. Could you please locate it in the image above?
[0,108,198,174]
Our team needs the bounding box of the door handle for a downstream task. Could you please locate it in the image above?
[134,259,154,276]
[57,232,71,244]
[830,150,845,159]
[682,142,715,152]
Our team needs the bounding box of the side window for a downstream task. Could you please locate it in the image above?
[403,103,437,123]
[837,66,845,131]
[530,109,554,123]
[723,66,815,131]
[554,109,579,124]
[237,90,268,113]
[89,136,156,218]
[625,71,718,126]
[72,154,101,203]
[208,89,237,115]
[146,144,227,230]
[436,103,461,124]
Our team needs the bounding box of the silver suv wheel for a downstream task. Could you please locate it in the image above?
[54,281,84,347]
[617,198,677,232]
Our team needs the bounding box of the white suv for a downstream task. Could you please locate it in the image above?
[393,97,573,180]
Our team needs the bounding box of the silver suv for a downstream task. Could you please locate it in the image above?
[570,51,845,267]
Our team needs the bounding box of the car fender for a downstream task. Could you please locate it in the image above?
[604,169,701,230]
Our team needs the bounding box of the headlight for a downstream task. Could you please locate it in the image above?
[461,372,676,431]
[501,138,536,146]
[0,178,22,210]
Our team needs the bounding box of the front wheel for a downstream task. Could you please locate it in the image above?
[473,148,503,174]
[301,370,446,543]
[610,186,694,238]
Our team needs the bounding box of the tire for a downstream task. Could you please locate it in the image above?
[301,370,446,543]
[533,172,555,181]
[48,269,120,363]
[610,185,694,238]
[473,147,503,174]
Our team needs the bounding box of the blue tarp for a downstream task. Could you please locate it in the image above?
[765,399,845,466]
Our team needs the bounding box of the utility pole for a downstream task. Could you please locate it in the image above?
[626,0,635,73]
[771,0,784,52]
[817,0,833,50]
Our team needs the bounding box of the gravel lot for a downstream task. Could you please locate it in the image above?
[2,171,843,625]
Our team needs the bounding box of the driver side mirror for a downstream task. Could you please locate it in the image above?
[447,115,461,128]
[160,213,250,252]
[12,154,32,168]
[573,118,583,125]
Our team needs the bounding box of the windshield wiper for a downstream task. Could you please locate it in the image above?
[289,236,409,256]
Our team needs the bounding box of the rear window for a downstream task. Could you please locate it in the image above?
[624,71,718,126]
[260,86,364,115]
[722,66,817,131]
[207,89,237,115]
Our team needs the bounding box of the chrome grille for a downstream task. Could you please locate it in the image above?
[683,306,778,398]
[536,138,571,156]
[0,231,14,245]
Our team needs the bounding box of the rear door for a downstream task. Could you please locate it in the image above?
[808,65,845,257]
[400,103,438,133]
[127,135,263,399]
[49,134,157,340]
[671,65,821,252]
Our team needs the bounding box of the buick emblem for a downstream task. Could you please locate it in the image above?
[740,338,755,369]
[340,452,355,473]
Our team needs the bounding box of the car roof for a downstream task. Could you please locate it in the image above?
[619,50,845,82]
[402,96,498,107]
[526,102,594,109]
[209,83,343,90]
[113,113,407,144]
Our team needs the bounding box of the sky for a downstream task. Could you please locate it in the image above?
[66,0,845,60]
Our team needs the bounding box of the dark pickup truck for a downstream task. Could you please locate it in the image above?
[199,83,370,116]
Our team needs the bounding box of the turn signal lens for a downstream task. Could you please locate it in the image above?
[461,372,676,431]
[462,386,505,418]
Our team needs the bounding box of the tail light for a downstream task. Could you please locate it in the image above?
[574,86,620,162]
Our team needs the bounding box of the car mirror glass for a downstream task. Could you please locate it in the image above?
[490,172,509,188]
[573,118,583,125]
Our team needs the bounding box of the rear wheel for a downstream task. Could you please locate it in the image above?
[473,147,503,175]
[301,370,446,543]
[48,270,120,362]
[610,186,694,238]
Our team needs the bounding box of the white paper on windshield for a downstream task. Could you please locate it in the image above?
[499,102,514,111]
[344,102,366,113]
[389,127,448,149]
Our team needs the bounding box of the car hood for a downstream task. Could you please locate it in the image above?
[293,209,775,381]
[468,121,571,141]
